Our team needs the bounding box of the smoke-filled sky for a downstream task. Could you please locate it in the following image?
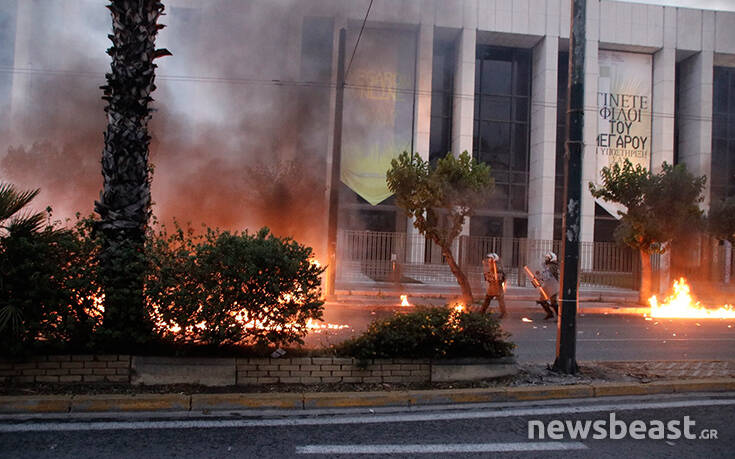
[2,0,734,251]
[1,0,332,253]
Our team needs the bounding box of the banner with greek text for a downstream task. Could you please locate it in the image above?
[596,50,652,218]
[341,27,415,206]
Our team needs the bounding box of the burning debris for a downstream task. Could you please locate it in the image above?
[400,295,410,307]
[648,278,735,319]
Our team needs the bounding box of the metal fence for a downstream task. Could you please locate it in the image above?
[336,230,639,290]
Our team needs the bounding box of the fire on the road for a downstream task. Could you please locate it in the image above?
[400,294,410,307]
[648,278,735,319]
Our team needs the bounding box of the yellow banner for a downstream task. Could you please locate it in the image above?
[341,28,415,206]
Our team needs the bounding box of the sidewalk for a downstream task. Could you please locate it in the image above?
[2,361,733,414]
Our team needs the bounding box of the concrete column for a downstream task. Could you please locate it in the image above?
[413,23,433,160]
[528,36,558,243]
[452,27,475,241]
[677,50,714,209]
[407,23,434,264]
[451,27,475,157]
[652,47,675,293]
[651,47,676,172]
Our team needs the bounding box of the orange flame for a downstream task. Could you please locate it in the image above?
[400,294,410,307]
[93,288,348,338]
[648,278,735,319]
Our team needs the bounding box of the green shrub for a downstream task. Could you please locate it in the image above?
[336,306,514,361]
[0,217,102,357]
[146,225,325,347]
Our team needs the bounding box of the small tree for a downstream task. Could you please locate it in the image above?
[707,197,735,283]
[589,160,706,303]
[386,151,494,304]
[708,197,735,243]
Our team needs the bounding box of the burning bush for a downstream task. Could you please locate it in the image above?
[336,306,514,361]
[146,225,325,347]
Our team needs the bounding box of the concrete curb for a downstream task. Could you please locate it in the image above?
[1,378,733,414]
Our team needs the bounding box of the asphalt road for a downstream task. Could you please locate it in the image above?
[305,300,735,363]
[1,393,733,458]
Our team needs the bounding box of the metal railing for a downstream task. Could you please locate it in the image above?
[336,230,639,290]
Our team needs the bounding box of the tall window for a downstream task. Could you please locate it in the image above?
[711,66,735,201]
[429,36,455,162]
[472,46,530,238]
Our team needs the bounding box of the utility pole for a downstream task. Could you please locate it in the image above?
[326,28,346,297]
[554,0,585,374]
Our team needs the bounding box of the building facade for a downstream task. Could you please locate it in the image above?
[2,0,735,287]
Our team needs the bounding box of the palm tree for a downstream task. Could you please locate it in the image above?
[0,182,46,347]
[0,182,45,234]
[94,0,170,347]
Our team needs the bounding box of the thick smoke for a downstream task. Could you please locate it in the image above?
[1,0,334,255]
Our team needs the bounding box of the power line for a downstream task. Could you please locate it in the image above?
[344,0,373,83]
[0,66,718,122]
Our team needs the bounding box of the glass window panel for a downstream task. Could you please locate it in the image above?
[487,184,509,210]
[512,124,528,171]
[513,218,528,238]
[481,59,512,95]
[713,138,727,155]
[493,170,510,184]
[513,53,530,96]
[511,185,527,211]
[475,58,481,93]
[713,115,727,139]
[431,91,444,116]
[729,72,735,111]
[479,121,511,170]
[512,171,527,184]
[513,97,528,122]
[713,68,727,114]
[470,216,504,237]
[429,116,447,159]
[481,95,511,120]
[711,154,727,187]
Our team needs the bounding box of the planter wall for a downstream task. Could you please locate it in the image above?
[2,355,517,386]
[0,355,131,384]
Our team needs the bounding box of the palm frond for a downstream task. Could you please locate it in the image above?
[0,304,24,334]
[6,212,46,235]
[0,183,40,223]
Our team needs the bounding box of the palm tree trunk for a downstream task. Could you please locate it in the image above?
[94,0,170,347]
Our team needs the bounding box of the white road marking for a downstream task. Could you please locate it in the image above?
[518,338,735,342]
[0,398,733,433]
[296,442,588,454]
